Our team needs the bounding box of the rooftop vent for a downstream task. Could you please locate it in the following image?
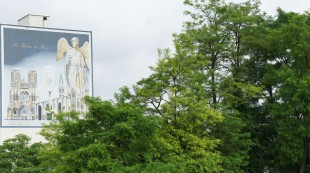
[18,14,50,28]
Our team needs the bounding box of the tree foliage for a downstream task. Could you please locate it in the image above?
[0,134,44,173]
[1,1,310,172]
[245,9,310,172]
[39,96,164,172]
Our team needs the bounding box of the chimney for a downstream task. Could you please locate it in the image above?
[18,14,50,28]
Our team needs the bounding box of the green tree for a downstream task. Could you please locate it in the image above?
[269,11,310,172]
[39,96,163,172]
[158,0,262,172]
[0,134,44,173]
[135,48,223,172]
[244,9,310,172]
[3,2,309,173]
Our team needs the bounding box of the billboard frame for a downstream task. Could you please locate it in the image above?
[0,24,93,128]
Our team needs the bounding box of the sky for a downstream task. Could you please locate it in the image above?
[0,0,310,100]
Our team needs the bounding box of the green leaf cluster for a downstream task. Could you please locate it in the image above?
[2,0,310,172]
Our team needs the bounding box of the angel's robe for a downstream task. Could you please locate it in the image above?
[65,47,87,96]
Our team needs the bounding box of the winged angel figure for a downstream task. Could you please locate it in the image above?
[56,37,90,96]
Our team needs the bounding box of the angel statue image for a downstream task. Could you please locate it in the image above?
[56,37,90,97]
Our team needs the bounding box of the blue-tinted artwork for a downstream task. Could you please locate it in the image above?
[0,25,92,127]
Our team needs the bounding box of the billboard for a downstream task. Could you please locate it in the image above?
[0,25,93,127]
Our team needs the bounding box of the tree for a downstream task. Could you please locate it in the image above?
[39,96,163,172]
[135,48,223,172]
[158,0,262,172]
[244,9,310,172]
[181,0,261,106]
[2,2,309,173]
[0,134,44,173]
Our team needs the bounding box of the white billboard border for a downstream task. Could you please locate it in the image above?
[0,24,93,128]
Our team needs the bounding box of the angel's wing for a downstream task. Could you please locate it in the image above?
[56,38,71,61]
[79,42,91,69]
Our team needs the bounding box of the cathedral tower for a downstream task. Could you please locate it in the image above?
[7,70,39,120]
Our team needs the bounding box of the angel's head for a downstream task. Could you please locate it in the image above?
[71,37,79,48]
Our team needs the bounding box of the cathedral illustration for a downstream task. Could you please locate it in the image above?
[7,69,89,120]
[7,70,38,120]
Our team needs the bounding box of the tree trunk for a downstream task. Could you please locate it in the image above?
[300,138,309,173]
[211,73,216,106]
[211,55,217,106]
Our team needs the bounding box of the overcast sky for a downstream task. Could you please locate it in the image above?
[0,0,310,100]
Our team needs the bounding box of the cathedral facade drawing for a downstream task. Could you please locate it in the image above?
[7,70,38,120]
[7,70,89,121]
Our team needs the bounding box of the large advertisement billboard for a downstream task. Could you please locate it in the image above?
[0,25,93,127]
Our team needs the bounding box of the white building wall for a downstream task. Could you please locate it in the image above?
[17,17,29,26]
[0,128,45,144]
[0,14,50,144]
[0,14,90,144]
